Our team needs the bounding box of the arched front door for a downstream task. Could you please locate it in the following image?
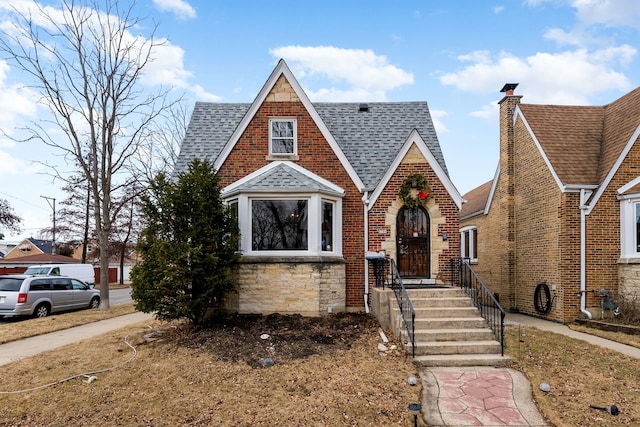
[397,206,430,278]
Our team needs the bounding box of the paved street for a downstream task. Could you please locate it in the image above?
[0,287,132,324]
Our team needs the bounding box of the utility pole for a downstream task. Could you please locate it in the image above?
[41,196,56,255]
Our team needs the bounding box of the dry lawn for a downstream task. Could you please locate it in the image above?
[0,312,422,426]
[505,324,640,427]
[0,303,137,344]
[4,302,640,426]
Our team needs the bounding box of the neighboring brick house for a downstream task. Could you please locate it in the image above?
[2,238,54,259]
[460,83,640,323]
[174,59,462,316]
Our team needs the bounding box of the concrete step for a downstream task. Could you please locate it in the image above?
[408,297,475,308]
[413,354,511,367]
[408,306,481,318]
[409,340,503,356]
[413,328,496,342]
[413,317,489,329]
[406,288,466,298]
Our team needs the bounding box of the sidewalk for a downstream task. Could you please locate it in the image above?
[421,312,640,426]
[0,312,154,367]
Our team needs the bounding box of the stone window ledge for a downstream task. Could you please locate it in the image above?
[240,256,346,264]
[618,257,640,264]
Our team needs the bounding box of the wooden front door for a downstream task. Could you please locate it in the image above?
[397,206,430,277]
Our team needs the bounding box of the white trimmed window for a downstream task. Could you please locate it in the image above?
[620,197,640,257]
[233,194,341,256]
[460,226,478,262]
[269,118,297,155]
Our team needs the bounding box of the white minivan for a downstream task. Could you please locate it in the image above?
[0,274,100,318]
[24,263,96,286]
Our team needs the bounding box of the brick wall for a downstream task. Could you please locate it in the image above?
[512,117,568,321]
[217,76,365,310]
[368,143,460,284]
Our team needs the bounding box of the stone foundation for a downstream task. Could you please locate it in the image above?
[225,257,346,316]
[619,259,640,299]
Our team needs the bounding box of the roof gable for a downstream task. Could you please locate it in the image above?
[517,104,604,186]
[212,59,364,191]
[222,161,345,197]
[517,87,640,190]
[314,102,447,190]
[368,129,462,210]
[175,60,448,195]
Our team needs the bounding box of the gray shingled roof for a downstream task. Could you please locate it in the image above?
[223,162,343,196]
[175,101,447,192]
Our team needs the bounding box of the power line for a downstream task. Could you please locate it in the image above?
[0,191,49,211]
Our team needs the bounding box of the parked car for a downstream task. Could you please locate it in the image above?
[23,263,96,286]
[0,274,100,318]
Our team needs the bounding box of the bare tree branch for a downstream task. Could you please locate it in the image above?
[0,0,182,308]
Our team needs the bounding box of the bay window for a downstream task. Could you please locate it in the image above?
[231,193,341,256]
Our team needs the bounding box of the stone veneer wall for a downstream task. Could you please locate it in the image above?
[225,258,346,316]
[619,261,640,298]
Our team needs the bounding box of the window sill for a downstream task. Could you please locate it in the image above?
[618,257,640,264]
[240,255,345,264]
[266,154,299,161]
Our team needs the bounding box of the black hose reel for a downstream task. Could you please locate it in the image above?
[534,282,555,315]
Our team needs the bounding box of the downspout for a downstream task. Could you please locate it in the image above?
[363,191,370,313]
[579,189,592,319]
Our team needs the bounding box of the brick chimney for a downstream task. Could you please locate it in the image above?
[498,83,521,310]
[498,83,522,193]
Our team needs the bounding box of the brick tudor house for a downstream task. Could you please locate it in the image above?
[460,83,640,323]
[174,60,463,316]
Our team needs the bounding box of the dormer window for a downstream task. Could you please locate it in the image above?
[270,118,296,155]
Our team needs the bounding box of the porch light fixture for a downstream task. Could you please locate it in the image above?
[442,232,447,241]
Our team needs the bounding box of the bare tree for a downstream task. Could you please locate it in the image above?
[0,0,180,308]
[0,198,21,239]
[136,100,191,184]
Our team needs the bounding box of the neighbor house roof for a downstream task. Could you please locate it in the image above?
[518,104,604,185]
[460,180,493,220]
[0,253,78,265]
[517,86,640,188]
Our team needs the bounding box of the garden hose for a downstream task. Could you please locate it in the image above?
[534,282,553,314]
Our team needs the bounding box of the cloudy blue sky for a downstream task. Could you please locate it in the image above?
[1,0,640,241]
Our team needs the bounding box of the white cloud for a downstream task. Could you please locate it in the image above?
[440,48,633,106]
[494,6,505,14]
[269,46,414,101]
[144,41,220,101]
[572,0,640,29]
[0,2,216,102]
[470,103,499,121]
[0,60,38,141]
[0,149,24,175]
[543,27,593,47]
[429,109,448,134]
[152,0,196,20]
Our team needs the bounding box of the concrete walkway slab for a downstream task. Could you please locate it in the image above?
[422,367,548,426]
[0,312,153,366]
[419,312,640,426]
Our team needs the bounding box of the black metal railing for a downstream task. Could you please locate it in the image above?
[451,258,506,356]
[389,259,416,357]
